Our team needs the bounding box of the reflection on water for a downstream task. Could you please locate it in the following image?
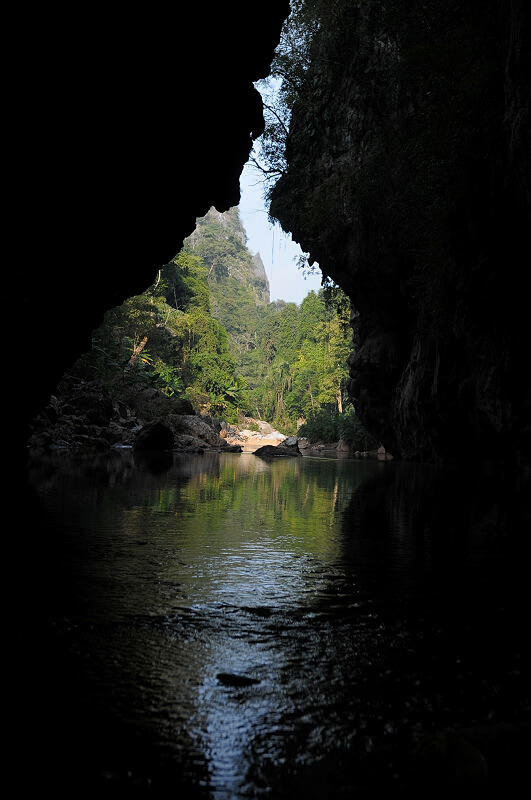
[17,450,531,797]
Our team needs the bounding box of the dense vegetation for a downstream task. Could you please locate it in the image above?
[184,208,358,434]
[63,204,372,444]
[65,248,239,416]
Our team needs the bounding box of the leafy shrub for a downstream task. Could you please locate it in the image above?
[298,407,377,451]
[297,408,340,442]
[337,408,378,451]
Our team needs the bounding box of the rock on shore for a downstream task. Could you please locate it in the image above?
[27,380,298,455]
[27,380,237,453]
[254,442,302,458]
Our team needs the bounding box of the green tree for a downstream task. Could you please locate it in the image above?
[67,244,244,420]
[244,287,352,432]
[156,250,210,313]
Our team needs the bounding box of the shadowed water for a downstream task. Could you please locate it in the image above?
[17,449,530,797]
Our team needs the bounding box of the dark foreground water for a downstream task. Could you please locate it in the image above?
[15,449,530,797]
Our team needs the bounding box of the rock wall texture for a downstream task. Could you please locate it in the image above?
[270,1,530,464]
[11,2,290,446]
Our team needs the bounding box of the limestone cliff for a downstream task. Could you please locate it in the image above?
[270,0,530,464]
[184,207,270,360]
[189,207,270,308]
[252,252,270,300]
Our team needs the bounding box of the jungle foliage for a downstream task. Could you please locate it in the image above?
[66,205,362,436]
[184,207,356,434]
[66,248,241,421]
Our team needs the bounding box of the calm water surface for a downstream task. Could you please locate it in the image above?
[20,449,530,797]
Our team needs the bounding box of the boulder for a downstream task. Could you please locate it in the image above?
[254,444,302,458]
[173,435,241,454]
[282,436,300,451]
[200,414,222,433]
[170,414,226,447]
[27,383,244,453]
[282,435,296,446]
[133,420,175,451]
[28,381,145,450]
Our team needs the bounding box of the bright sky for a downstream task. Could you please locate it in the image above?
[238,159,323,305]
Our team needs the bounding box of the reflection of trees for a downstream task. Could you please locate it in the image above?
[28,450,374,544]
[167,455,353,542]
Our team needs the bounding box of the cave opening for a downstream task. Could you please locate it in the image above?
[10,2,531,795]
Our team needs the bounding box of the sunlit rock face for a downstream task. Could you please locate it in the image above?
[15,2,290,439]
[270,1,530,464]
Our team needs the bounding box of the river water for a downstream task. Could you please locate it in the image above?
[17,449,530,797]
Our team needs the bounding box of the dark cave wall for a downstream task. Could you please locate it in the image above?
[13,3,290,440]
[270,0,530,464]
